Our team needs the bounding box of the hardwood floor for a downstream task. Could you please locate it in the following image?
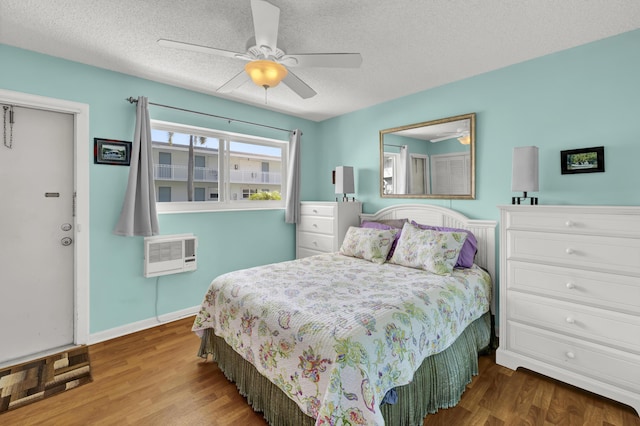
[2,317,638,426]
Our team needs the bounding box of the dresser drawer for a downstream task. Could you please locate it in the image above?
[508,292,640,353]
[298,215,335,235]
[297,231,334,252]
[300,204,335,217]
[297,247,325,258]
[507,322,640,393]
[505,209,640,237]
[508,230,640,275]
[507,261,640,315]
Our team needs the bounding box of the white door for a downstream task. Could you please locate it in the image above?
[0,105,74,364]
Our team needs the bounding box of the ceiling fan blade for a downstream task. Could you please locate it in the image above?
[430,133,464,143]
[280,53,363,68]
[217,70,251,93]
[158,39,245,59]
[251,0,280,51]
[281,71,317,99]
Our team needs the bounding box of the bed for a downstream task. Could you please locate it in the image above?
[193,204,497,425]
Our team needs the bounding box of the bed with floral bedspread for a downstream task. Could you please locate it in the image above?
[192,250,491,425]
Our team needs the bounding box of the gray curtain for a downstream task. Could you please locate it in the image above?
[114,96,159,236]
[285,129,301,224]
[398,145,409,194]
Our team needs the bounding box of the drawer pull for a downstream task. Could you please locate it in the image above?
[312,241,318,246]
[312,209,318,213]
[565,317,575,324]
[565,282,576,290]
[312,223,318,228]
[565,351,575,359]
[565,248,574,255]
[565,220,573,227]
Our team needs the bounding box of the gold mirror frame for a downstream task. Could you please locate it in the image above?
[380,113,475,199]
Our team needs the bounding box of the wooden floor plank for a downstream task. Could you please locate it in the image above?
[1,316,638,426]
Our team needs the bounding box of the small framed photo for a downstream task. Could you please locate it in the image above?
[94,138,132,166]
[560,146,605,175]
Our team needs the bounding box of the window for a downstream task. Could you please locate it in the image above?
[194,155,205,181]
[194,187,206,201]
[158,152,172,179]
[151,120,288,212]
[242,188,256,199]
[158,186,171,202]
[383,153,399,195]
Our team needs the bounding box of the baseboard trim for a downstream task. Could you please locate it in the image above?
[88,305,199,345]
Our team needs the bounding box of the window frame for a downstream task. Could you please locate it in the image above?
[151,120,288,214]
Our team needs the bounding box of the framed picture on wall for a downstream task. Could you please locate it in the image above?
[560,146,605,174]
[94,138,132,166]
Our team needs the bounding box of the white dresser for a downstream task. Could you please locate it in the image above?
[497,205,640,415]
[296,201,362,259]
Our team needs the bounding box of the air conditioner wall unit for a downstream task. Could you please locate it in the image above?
[144,234,197,277]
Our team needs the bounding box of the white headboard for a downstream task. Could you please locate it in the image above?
[361,204,497,312]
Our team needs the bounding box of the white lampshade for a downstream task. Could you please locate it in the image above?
[511,146,539,192]
[335,166,355,195]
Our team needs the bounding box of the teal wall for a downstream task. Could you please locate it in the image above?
[315,29,640,220]
[2,28,639,335]
[0,44,320,333]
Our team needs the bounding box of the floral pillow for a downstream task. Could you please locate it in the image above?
[360,219,406,260]
[389,222,468,275]
[339,226,399,264]
[410,220,477,268]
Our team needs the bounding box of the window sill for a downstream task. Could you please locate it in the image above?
[156,200,285,215]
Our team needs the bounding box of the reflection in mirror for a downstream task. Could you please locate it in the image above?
[380,113,475,199]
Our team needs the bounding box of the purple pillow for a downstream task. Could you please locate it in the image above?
[369,218,408,229]
[410,220,477,268]
[361,221,404,260]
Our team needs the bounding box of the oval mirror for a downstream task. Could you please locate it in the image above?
[380,113,475,199]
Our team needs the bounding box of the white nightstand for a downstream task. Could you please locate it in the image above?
[296,201,362,259]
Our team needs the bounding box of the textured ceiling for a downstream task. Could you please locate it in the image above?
[2,1,640,121]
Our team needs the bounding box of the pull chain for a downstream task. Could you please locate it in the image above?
[3,105,14,149]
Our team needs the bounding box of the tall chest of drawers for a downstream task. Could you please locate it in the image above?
[296,201,362,259]
[497,205,640,415]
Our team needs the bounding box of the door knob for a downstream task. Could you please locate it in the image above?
[61,237,73,246]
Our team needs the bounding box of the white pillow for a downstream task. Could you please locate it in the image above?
[339,226,399,264]
[389,222,467,275]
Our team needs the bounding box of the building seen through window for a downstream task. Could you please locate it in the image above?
[150,123,286,208]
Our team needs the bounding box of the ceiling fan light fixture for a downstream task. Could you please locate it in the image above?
[458,135,471,145]
[244,60,288,89]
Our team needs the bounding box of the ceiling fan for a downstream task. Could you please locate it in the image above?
[158,0,362,99]
[430,130,470,143]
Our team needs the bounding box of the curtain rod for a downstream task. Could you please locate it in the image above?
[125,97,295,134]
[383,143,404,148]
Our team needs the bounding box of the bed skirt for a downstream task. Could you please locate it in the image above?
[198,312,491,426]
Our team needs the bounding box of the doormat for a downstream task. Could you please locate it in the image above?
[0,345,92,413]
